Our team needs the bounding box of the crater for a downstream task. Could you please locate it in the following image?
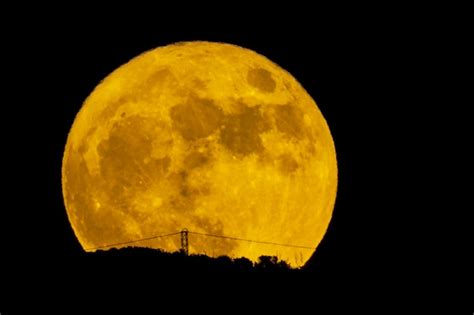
[273,104,305,139]
[184,151,211,169]
[97,115,171,195]
[247,68,276,93]
[144,68,172,90]
[170,96,224,141]
[277,153,300,174]
[167,170,210,214]
[219,103,271,156]
[78,126,98,155]
[192,78,207,90]
[99,94,137,122]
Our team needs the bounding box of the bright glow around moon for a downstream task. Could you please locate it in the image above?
[62,41,337,266]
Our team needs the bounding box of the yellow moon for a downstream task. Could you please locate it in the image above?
[62,41,337,266]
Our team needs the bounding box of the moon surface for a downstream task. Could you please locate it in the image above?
[62,41,337,266]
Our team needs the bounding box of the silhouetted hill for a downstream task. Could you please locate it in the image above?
[86,247,297,272]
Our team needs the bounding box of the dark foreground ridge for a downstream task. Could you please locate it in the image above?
[87,246,300,272]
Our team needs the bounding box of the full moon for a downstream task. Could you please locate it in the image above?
[62,41,337,266]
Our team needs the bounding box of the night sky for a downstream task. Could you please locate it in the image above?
[2,9,441,299]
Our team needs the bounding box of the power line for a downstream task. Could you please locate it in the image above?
[85,229,316,251]
[85,232,181,251]
[187,231,316,250]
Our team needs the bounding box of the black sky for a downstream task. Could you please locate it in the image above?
[2,8,441,298]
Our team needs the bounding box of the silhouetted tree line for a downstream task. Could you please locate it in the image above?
[87,247,297,272]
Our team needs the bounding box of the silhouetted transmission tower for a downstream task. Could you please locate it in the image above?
[180,229,189,255]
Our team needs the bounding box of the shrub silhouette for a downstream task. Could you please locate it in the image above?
[86,247,295,272]
[255,255,292,271]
